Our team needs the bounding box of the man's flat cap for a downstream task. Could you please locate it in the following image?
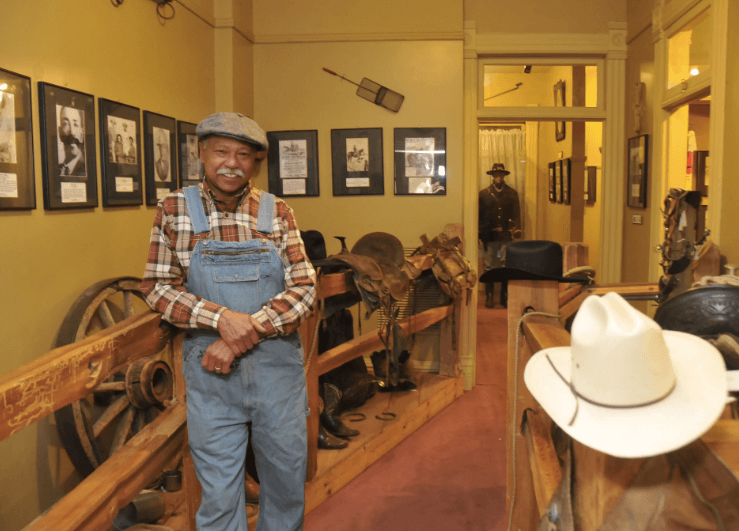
[196,112,268,151]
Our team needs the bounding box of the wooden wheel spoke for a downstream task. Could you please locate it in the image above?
[123,291,135,319]
[94,381,126,393]
[93,394,130,438]
[110,407,134,455]
[97,300,116,328]
[134,409,146,434]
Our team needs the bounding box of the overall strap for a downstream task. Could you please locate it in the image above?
[257,191,275,234]
[183,186,210,234]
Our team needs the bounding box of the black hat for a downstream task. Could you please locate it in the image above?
[479,240,592,283]
[486,163,510,176]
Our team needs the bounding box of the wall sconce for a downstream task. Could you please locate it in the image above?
[523,65,532,74]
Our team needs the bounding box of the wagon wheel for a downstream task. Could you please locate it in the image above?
[53,277,174,477]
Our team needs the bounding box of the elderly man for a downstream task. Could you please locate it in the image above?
[58,106,86,176]
[141,112,316,531]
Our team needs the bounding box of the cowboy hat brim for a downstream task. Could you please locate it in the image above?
[486,169,510,175]
[479,267,591,284]
[523,331,727,458]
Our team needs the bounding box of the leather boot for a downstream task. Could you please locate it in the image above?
[321,383,359,438]
[318,424,349,450]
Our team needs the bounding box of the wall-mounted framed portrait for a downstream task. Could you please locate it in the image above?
[586,165,597,204]
[266,129,319,197]
[177,120,200,189]
[331,127,384,196]
[554,159,562,203]
[38,82,98,210]
[627,134,648,208]
[561,157,571,205]
[548,162,555,202]
[99,99,143,207]
[143,111,176,206]
[393,127,446,195]
[0,67,35,210]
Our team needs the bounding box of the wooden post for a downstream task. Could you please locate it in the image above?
[438,299,461,377]
[300,314,320,482]
[506,280,560,530]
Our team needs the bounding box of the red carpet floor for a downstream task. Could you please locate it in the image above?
[303,303,508,531]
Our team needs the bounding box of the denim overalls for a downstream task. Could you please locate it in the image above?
[181,186,308,531]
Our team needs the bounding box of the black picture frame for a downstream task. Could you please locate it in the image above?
[177,120,200,189]
[548,162,555,202]
[331,127,384,196]
[554,80,566,142]
[0,68,35,210]
[143,111,177,206]
[393,127,446,195]
[38,82,98,210]
[627,134,648,208]
[586,166,597,203]
[554,160,562,203]
[562,158,571,205]
[692,150,709,197]
[98,99,143,207]
[266,130,319,197]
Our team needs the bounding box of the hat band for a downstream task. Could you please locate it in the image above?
[545,354,677,426]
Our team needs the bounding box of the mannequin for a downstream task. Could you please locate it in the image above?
[478,163,521,308]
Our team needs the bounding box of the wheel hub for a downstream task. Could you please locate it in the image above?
[125,358,174,409]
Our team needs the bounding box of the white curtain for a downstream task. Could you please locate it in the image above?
[479,128,527,235]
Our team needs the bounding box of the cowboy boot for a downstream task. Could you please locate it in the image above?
[318,424,349,450]
[321,383,359,438]
[397,350,417,391]
[485,283,494,308]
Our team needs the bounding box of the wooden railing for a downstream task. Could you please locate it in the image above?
[3,268,461,531]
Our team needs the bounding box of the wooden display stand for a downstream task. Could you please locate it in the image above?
[506,279,739,530]
[0,267,466,531]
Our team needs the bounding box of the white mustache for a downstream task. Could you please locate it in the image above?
[217,168,245,177]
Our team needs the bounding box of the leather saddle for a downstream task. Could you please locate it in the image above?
[313,232,411,315]
[415,232,477,302]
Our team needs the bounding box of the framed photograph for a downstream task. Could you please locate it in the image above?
[548,162,555,202]
[393,128,446,195]
[177,120,200,189]
[0,68,35,210]
[562,157,571,205]
[98,99,142,207]
[143,111,176,206]
[554,160,562,203]
[331,127,384,196]
[627,134,648,208]
[266,130,319,197]
[38,82,98,210]
[586,166,597,203]
[554,80,566,142]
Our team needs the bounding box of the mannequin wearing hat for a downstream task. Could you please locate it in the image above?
[479,163,521,308]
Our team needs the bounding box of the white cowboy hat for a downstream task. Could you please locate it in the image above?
[524,292,727,458]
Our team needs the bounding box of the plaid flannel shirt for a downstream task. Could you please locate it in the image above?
[141,183,316,337]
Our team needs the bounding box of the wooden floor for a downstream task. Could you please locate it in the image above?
[306,371,464,513]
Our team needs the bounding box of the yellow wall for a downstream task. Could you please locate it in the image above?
[252,37,464,255]
[717,1,739,263]
[0,1,217,528]
[465,0,625,34]
[622,0,655,288]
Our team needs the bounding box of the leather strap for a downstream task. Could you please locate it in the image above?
[183,185,210,234]
[257,191,275,234]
